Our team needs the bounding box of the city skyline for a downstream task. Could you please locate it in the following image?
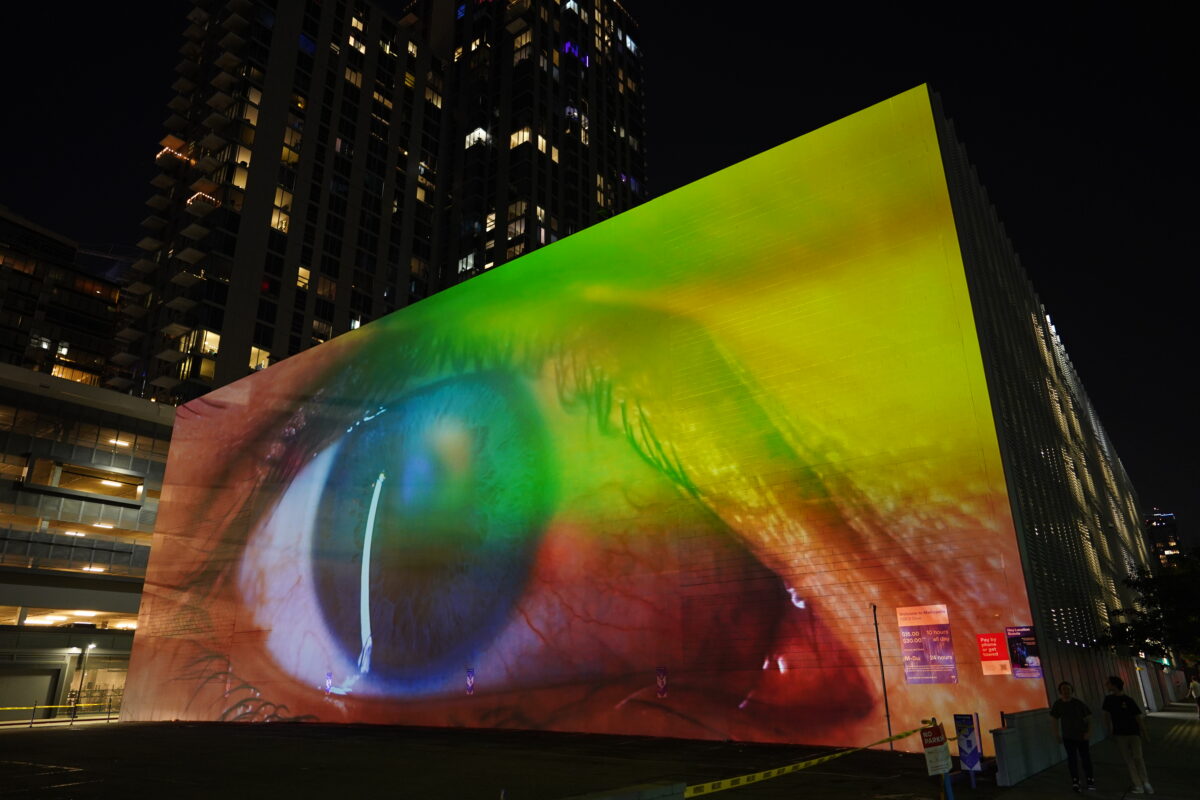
[0,2,1190,536]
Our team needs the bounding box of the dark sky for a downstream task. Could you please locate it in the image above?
[1,3,1193,541]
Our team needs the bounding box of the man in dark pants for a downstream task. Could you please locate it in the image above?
[1050,681,1095,793]
[1103,675,1152,794]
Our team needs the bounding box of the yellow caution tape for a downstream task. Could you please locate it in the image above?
[0,703,107,712]
[683,726,925,797]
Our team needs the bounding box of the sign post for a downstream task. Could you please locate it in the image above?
[954,712,982,788]
[921,719,954,800]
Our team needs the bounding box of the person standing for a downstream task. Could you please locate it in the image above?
[1050,681,1095,792]
[1103,675,1152,794]
[1188,675,1200,719]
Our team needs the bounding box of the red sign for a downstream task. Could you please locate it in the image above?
[977,632,1012,675]
[921,723,947,749]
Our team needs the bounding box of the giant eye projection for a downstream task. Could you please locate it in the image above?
[124,86,1045,750]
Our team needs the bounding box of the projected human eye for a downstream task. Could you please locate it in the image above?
[176,306,886,737]
[238,370,556,697]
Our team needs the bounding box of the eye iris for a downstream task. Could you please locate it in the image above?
[311,372,553,691]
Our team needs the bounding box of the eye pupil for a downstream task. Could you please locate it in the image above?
[310,373,554,692]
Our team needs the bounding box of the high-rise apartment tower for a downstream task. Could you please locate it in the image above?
[432,0,647,280]
[116,0,446,402]
[115,0,647,403]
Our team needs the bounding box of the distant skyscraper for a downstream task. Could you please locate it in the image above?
[432,0,647,281]
[1145,509,1181,567]
[115,0,446,402]
[114,0,647,403]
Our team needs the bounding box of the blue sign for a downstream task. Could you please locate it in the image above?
[954,712,982,772]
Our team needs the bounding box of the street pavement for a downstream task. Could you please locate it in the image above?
[1,702,1196,798]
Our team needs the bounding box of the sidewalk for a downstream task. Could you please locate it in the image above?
[0,705,1195,798]
[999,702,1200,799]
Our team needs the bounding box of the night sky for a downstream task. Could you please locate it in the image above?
[1,3,1193,541]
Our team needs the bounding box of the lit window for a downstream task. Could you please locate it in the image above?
[351,17,364,31]
[407,41,418,57]
[50,365,100,386]
[348,35,366,54]
[513,30,532,49]
[551,146,559,163]
[349,317,361,330]
[464,127,491,148]
[345,67,363,87]
[509,127,531,148]
[270,208,290,233]
[56,342,69,356]
[296,267,311,289]
[425,87,442,107]
[507,218,526,239]
[249,346,271,371]
[485,212,496,232]
[457,253,476,273]
[537,135,547,153]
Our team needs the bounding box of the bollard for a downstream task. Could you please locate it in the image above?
[30,702,37,728]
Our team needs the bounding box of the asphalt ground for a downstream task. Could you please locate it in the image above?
[1,704,1196,799]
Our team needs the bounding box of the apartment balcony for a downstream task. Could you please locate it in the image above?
[124,280,152,296]
[192,154,217,175]
[214,50,241,71]
[111,351,139,367]
[190,175,219,195]
[183,22,206,41]
[149,374,180,390]
[218,31,245,51]
[141,214,168,231]
[155,346,187,363]
[184,192,219,217]
[180,222,209,241]
[179,40,201,59]
[170,265,204,287]
[187,6,209,24]
[120,302,147,319]
[105,375,134,390]
[164,113,188,131]
[206,90,233,112]
[222,10,249,31]
[171,75,196,94]
[136,235,163,252]
[175,57,199,76]
[150,172,176,190]
[145,193,169,211]
[159,318,191,339]
[155,146,193,169]
[164,295,197,312]
[227,0,252,13]
[115,324,142,342]
[202,110,230,130]
[167,94,191,113]
[176,246,205,265]
[131,257,157,274]
[210,69,236,91]
[198,130,226,153]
